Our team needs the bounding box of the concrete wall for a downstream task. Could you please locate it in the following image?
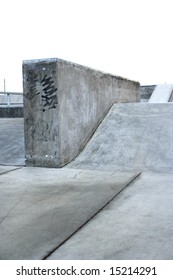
[140,85,156,102]
[23,58,140,168]
[0,107,23,118]
[0,92,23,106]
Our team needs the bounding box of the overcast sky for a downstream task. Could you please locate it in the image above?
[0,0,173,92]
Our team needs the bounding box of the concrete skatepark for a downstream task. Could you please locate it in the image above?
[0,58,173,260]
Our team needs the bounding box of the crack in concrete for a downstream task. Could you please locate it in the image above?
[73,171,83,180]
[0,199,22,226]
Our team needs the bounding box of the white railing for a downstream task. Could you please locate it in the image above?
[0,92,23,107]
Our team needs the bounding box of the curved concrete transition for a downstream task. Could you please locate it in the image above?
[69,103,173,173]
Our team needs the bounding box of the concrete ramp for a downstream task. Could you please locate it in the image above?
[149,84,173,103]
[69,103,173,173]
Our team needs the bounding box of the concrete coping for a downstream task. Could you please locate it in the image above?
[23,57,140,85]
[0,92,23,95]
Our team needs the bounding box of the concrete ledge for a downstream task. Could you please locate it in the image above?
[0,107,23,118]
[23,58,140,168]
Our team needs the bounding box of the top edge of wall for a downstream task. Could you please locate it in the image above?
[140,85,156,87]
[22,57,140,85]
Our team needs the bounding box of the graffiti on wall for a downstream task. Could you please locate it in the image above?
[26,118,58,142]
[41,75,58,110]
[26,70,40,100]
[34,119,58,142]
[26,70,58,110]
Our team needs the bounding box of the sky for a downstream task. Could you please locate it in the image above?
[0,0,173,92]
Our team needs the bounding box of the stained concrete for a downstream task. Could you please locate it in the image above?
[0,118,25,165]
[0,167,138,259]
[69,103,173,173]
[48,172,173,260]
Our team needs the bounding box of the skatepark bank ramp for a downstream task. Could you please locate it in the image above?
[69,103,173,173]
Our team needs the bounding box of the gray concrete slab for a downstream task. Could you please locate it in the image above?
[0,167,139,259]
[48,172,173,260]
[69,103,173,173]
[0,118,25,165]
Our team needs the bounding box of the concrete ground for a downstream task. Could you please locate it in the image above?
[0,166,139,260]
[48,172,173,260]
[0,166,172,260]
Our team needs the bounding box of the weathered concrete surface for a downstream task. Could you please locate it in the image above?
[0,118,25,165]
[0,167,139,259]
[48,172,173,260]
[0,107,23,118]
[23,58,140,168]
[69,103,173,173]
[149,84,173,103]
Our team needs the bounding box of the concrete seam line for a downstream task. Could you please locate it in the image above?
[42,171,142,260]
[0,166,23,176]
